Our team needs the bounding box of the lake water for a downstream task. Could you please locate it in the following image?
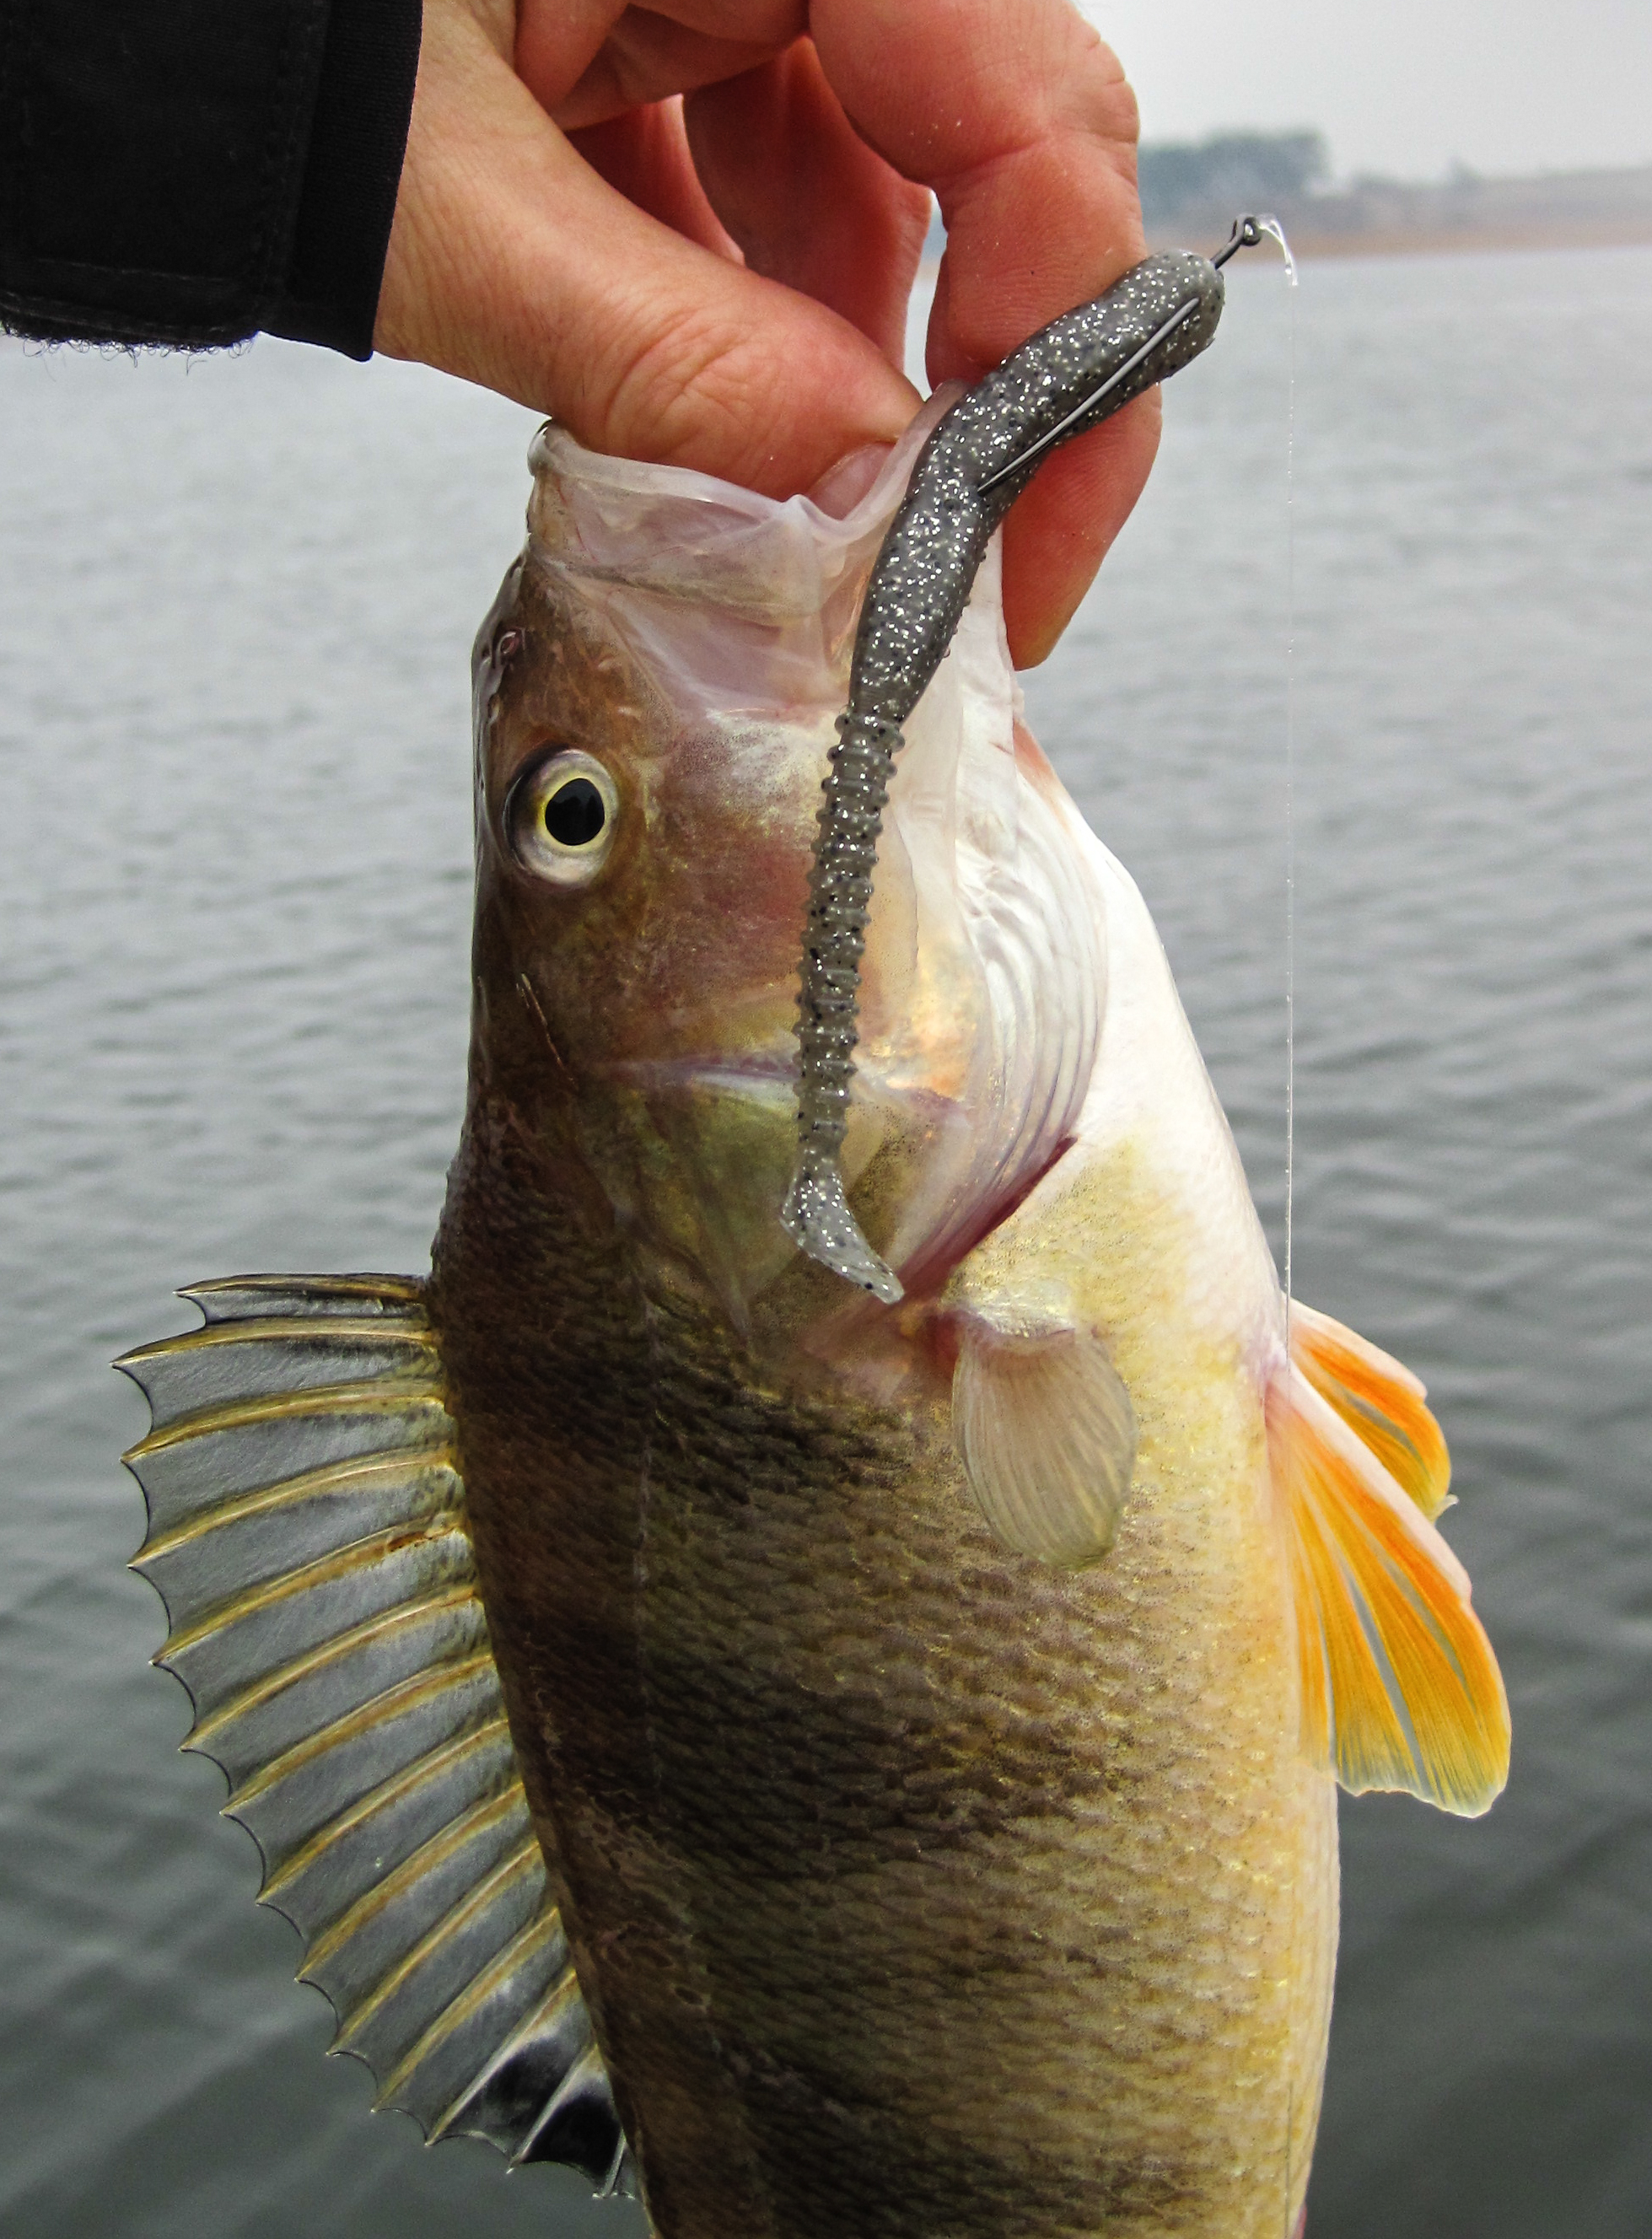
[2,244,1648,2236]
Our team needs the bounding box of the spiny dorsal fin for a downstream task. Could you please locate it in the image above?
[1268,1309,1509,1816]
[117,1275,632,2195]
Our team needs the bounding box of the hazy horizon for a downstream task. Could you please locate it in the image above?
[1085,0,1651,184]
[1133,125,1649,193]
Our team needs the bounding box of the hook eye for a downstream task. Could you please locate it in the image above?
[1213,214,1264,269]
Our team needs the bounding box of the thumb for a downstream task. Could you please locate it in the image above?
[374,5,918,498]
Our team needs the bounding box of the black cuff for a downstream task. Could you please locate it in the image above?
[0,0,421,360]
[264,0,422,358]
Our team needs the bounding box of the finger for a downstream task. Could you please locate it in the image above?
[570,97,743,261]
[810,0,1156,664]
[524,3,805,128]
[375,4,918,495]
[685,43,932,372]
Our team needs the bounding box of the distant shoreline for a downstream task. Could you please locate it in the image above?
[1146,161,1652,265]
[1153,218,1652,263]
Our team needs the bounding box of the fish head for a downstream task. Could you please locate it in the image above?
[468,413,1104,1344]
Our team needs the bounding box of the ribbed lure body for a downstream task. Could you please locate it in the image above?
[782,251,1226,1299]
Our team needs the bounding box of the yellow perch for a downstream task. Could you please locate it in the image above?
[119,400,1508,2237]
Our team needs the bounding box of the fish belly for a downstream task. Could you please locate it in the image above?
[433,1114,1336,2239]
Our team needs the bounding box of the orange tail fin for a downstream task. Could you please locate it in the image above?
[1269,1307,1509,1816]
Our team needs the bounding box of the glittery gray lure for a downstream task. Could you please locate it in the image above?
[781,246,1232,1302]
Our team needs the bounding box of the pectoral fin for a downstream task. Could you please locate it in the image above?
[1268,1310,1509,1816]
[117,1275,632,2190]
[951,1316,1137,1568]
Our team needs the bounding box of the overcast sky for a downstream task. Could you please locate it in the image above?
[1084,0,1652,180]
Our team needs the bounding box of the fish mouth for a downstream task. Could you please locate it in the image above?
[521,406,1105,1311]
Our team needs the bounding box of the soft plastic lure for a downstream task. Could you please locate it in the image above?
[782,234,1262,1300]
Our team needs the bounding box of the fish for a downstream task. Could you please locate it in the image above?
[117,262,1509,2239]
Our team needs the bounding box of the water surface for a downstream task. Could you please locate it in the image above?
[2,245,1648,2236]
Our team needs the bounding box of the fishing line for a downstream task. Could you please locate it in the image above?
[1250,213,1301,2239]
[1267,214,1303,2239]
[1272,216,1298,1350]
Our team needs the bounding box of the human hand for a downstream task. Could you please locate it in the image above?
[375,0,1154,665]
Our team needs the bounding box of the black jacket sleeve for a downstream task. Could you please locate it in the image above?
[0,0,422,359]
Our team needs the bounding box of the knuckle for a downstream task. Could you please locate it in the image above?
[600,304,769,476]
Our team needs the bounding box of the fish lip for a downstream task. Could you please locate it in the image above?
[600,1052,797,1095]
[599,1051,955,1110]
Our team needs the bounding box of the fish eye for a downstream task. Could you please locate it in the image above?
[506,750,619,886]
